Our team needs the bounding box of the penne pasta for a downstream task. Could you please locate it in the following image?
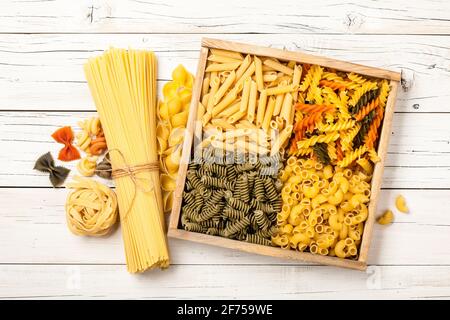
[207,54,242,63]
[235,61,256,88]
[280,92,293,123]
[210,48,244,60]
[240,79,251,113]
[292,65,302,101]
[254,56,264,91]
[263,74,278,82]
[273,93,284,116]
[263,59,294,76]
[235,55,252,81]
[262,96,276,132]
[211,118,236,130]
[202,77,210,98]
[266,84,297,96]
[212,82,243,116]
[205,61,241,73]
[214,71,236,105]
[246,80,258,123]
[256,89,268,127]
[217,99,241,118]
[271,124,293,156]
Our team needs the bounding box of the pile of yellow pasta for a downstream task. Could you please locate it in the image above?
[274,157,371,258]
[157,65,194,213]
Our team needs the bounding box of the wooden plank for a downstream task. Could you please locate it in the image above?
[169,229,366,270]
[169,46,208,230]
[1,0,450,35]
[359,81,399,263]
[1,111,450,188]
[1,264,450,299]
[169,40,400,270]
[0,34,448,112]
[0,188,448,266]
[202,38,401,81]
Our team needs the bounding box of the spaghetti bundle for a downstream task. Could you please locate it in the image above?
[84,48,169,273]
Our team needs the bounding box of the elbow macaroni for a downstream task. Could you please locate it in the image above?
[272,157,370,259]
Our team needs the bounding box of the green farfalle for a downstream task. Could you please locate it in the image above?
[33,152,70,187]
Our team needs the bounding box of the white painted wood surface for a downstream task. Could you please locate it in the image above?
[1,0,450,299]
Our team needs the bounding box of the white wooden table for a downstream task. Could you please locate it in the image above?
[1,0,450,299]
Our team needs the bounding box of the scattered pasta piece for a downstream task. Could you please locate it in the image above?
[77,156,98,177]
[33,152,70,187]
[95,154,112,179]
[76,117,107,155]
[65,176,118,236]
[395,195,409,213]
[51,126,81,161]
[377,210,394,225]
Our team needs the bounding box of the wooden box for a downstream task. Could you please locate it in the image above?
[168,38,400,270]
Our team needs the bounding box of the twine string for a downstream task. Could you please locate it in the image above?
[96,148,159,221]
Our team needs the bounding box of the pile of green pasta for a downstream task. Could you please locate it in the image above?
[180,149,283,246]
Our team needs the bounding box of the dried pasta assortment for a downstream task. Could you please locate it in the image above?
[178,47,394,261]
[157,65,194,213]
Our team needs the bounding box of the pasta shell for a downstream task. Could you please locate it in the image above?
[165,146,182,174]
[163,191,174,212]
[178,88,192,106]
[172,65,187,85]
[159,101,170,120]
[156,122,170,141]
[171,109,189,128]
[159,158,168,173]
[161,174,176,191]
[168,127,185,147]
[157,136,168,154]
[167,97,183,116]
[162,145,176,156]
[162,81,178,99]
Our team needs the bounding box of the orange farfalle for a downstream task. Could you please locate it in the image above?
[51,126,81,161]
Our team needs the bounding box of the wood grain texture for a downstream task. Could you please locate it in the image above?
[1,0,450,35]
[1,34,449,111]
[1,188,448,265]
[1,264,450,299]
[2,111,450,188]
[1,0,450,299]
[360,81,399,263]
[202,38,401,81]
[169,46,208,230]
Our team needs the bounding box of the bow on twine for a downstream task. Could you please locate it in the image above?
[95,148,159,221]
